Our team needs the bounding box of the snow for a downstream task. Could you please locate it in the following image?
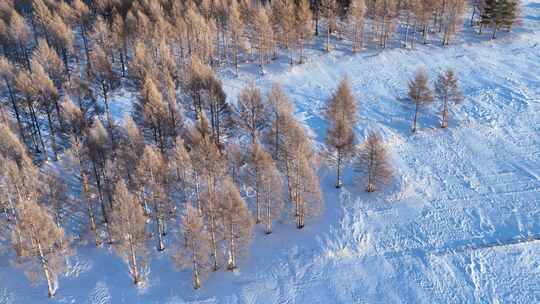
[2,2,540,302]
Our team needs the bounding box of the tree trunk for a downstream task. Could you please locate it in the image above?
[35,236,55,297]
[336,149,342,188]
[45,109,59,161]
[227,222,236,269]
[265,195,272,234]
[191,239,201,289]
[128,236,140,284]
[441,95,449,128]
[412,102,419,132]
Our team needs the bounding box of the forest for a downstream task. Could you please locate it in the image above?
[0,0,520,298]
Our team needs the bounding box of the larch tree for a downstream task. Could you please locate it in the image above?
[31,39,64,91]
[15,67,48,159]
[219,177,254,269]
[139,76,170,153]
[325,77,358,188]
[247,140,268,224]
[13,197,71,298]
[110,180,148,285]
[191,124,226,271]
[228,0,247,76]
[271,0,295,60]
[295,0,313,63]
[174,202,211,289]
[225,142,245,186]
[237,83,268,144]
[355,132,393,192]
[259,150,284,234]
[435,68,463,128]
[32,61,61,161]
[169,136,193,203]
[408,68,434,132]
[87,118,111,228]
[255,6,272,74]
[266,83,294,160]
[117,117,145,187]
[135,145,172,252]
[89,44,120,138]
[349,0,366,53]
[292,153,323,229]
[441,0,466,45]
[0,56,24,138]
[374,0,397,48]
[321,0,338,52]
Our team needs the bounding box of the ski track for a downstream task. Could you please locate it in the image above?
[2,1,540,303]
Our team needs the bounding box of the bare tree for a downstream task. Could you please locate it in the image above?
[228,0,247,76]
[0,56,24,138]
[292,153,323,229]
[295,0,313,63]
[247,141,268,224]
[348,0,366,53]
[110,180,148,285]
[441,0,466,45]
[408,68,434,132]
[219,177,254,269]
[435,68,463,128]
[266,83,294,160]
[255,6,272,74]
[191,126,226,271]
[89,45,120,138]
[325,77,358,188]
[135,145,172,252]
[237,83,268,144]
[13,197,71,297]
[259,151,284,234]
[355,132,393,192]
[321,0,338,52]
[173,202,211,289]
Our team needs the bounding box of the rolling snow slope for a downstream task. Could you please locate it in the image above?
[1,1,540,303]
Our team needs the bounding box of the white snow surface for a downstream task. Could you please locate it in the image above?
[2,2,540,303]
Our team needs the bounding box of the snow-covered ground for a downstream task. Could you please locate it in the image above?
[2,1,540,303]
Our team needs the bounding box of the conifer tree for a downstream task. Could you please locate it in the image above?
[170,137,193,202]
[292,153,322,229]
[321,0,338,52]
[435,68,463,128]
[89,45,120,137]
[255,7,272,74]
[237,83,268,144]
[220,177,254,269]
[228,0,247,76]
[355,132,393,192]
[374,0,397,48]
[135,145,171,252]
[295,0,313,63]
[441,0,466,45]
[408,68,434,132]
[174,202,211,289]
[325,77,358,188]
[349,0,366,53]
[225,142,245,186]
[87,118,111,227]
[13,198,71,297]
[259,151,284,234]
[266,83,294,160]
[140,76,170,153]
[191,124,226,270]
[110,180,148,285]
[0,56,24,138]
